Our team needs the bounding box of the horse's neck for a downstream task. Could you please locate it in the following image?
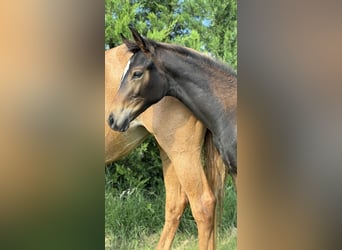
[162,52,235,137]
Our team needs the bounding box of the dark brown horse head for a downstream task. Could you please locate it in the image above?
[107,26,168,132]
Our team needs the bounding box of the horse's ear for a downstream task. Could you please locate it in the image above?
[120,33,129,45]
[128,26,154,56]
[121,33,139,53]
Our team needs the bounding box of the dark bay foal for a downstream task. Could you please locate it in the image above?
[108,26,237,178]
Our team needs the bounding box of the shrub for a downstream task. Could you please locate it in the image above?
[106,136,163,194]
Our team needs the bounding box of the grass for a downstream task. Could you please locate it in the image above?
[105,178,236,250]
[105,228,236,250]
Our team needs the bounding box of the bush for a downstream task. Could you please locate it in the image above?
[105,136,163,194]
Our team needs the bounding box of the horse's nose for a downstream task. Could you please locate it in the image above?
[108,112,115,128]
[107,111,130,132]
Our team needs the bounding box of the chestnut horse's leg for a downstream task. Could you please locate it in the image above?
[170,122,217,250]
[171,152,216,250]
[156,149,188,250]
[148,99,217,250]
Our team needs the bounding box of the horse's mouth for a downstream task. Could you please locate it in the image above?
[108,112,130,132]
[116,121,130,132]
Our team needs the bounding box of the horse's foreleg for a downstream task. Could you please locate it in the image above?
[157,149,188,250]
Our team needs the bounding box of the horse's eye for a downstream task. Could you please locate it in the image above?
[132,71,143,79]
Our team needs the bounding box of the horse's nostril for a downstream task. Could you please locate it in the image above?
[108,113,114,127]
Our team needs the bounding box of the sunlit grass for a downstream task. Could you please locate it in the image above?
[105,179,236,250]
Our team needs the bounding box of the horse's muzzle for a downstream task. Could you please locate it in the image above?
[107,112,130,132]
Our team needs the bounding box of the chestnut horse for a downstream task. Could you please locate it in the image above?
[108,27,237,179]
[105,45,226,250]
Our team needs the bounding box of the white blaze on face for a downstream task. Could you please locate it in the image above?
[120,58,131,84]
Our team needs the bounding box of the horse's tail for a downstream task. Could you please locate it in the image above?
[203,130,227,248]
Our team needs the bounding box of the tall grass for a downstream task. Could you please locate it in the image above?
[105,177,236,249]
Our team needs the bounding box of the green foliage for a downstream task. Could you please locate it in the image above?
[221,177,237,228]
[105,0,140,48]
[105,0,237,68]
[204,0,237,67]
[106,136,163,194]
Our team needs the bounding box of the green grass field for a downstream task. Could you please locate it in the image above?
[105,179,236,250]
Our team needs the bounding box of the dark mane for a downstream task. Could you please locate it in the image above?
[124,35,236,78]
[157,42,237,78]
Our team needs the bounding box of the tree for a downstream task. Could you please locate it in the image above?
[201,0,237,67]
[105,0,237,68]
[105,0,140,48]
